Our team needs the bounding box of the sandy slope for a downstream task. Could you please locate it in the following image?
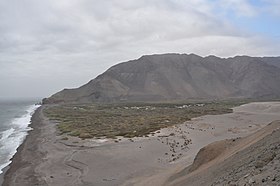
[3,102,280,186]
[129,102,280,186]
[167,120,280,186]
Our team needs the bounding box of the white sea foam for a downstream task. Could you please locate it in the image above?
[0,128,15,142]
[0,104,40,174]
[0,162,10,174]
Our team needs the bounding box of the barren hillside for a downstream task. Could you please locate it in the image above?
[167,120,280,186]
[43,54,280,104]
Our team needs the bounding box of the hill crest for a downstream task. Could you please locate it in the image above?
[43,53,280,104]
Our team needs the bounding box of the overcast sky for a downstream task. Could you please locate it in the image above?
[1,0,280,99]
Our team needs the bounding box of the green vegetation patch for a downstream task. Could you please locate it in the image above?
[44,101,244,139]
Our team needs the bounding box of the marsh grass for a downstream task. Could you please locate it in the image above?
[44,101,244,139]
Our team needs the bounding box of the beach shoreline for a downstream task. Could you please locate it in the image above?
[2,102,280,186]
[2,106,47,186]
[0,166,8,185]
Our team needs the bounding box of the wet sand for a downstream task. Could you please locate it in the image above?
[0,166,9,185]
[3,102,280,186]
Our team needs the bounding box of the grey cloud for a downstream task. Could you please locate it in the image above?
[0,0,279,98]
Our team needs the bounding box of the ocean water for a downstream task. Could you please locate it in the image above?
[0,99,40,174]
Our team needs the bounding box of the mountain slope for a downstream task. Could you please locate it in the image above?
[167,120,280,186]
[43,54,280,104]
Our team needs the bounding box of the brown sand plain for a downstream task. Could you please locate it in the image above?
[3,102,280,186]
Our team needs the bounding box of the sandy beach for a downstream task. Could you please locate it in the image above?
[2,102,280,186]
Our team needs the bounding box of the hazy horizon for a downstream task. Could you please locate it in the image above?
[1,0,280,98]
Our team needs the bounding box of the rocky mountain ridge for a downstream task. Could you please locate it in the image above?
[43,53,280,104]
